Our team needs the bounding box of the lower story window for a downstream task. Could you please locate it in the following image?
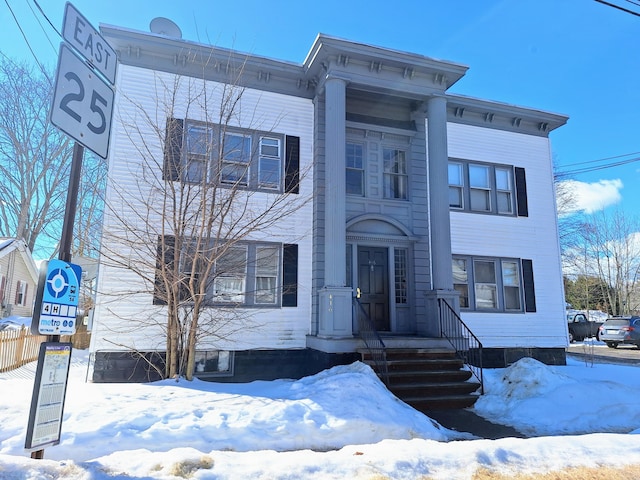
[162,238,286,307]
[394,248,408,304]
[194,350,233,376]
[15,281,28,306]
[453,255,524,312]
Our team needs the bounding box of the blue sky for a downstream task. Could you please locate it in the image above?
[2,0,639,217]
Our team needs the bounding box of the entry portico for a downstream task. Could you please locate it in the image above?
[309,35,463,347]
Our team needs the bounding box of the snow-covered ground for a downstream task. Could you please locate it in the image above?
[1,344,640,479]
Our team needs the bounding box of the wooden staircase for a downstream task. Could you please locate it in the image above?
[361,348,482,410]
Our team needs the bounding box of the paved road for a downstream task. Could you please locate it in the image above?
[567,341,640,366]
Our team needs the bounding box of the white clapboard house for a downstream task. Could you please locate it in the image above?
[89,20,568,388]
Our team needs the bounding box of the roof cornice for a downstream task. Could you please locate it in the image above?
[446,94,569,136]
[99,25,568,136]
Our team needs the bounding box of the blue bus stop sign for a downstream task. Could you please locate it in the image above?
[32,259,83,335]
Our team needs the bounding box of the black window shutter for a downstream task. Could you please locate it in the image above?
[282,244,298,307]
[515,167,528,217]
[163,118,184,181]
[285,136,300,194]
[153,235,175,305]
[521,259,536,312]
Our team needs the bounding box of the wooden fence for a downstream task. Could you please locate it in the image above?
[0,328,46,373]
[0,328,92,372]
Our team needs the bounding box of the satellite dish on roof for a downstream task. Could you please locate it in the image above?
[150,17,182,38]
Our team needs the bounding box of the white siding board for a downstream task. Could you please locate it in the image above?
[447,123,566,348]
[92,64,314,354]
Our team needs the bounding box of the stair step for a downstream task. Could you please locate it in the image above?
[361,348,458,361]
[403,394,479,411]
[385,369,472,384]
[384,358,465,371]
[361,346,483,410]
[390,381,481,397]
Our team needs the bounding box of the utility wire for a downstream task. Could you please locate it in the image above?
[558,156,640,176]
[560,151,640,168]
[28,0,57,56]
[594,0,640,16]
[33,0,61,38]
[3,0,48,75]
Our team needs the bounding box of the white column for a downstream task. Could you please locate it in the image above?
[427,95,454,290]
[323,76,347,287]
[424,95,459,337]
[318,74,353,338]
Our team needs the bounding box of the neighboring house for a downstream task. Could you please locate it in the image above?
[89,21,568,382]
[0,238,39,318]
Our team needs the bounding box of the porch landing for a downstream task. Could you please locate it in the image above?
[306,334,453,354]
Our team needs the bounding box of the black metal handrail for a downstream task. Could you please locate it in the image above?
[437,298,484,394]
[353,297,389,385]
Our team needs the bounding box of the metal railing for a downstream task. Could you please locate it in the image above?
[353,297,389,385]
[437,298,484,394]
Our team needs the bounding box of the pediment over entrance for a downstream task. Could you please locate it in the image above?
[346,214,417,242]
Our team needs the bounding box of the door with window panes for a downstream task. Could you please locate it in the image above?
[357,246,390,331]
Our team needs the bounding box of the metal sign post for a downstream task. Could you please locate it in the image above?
[27,1,117,459]
[25,343,73,454]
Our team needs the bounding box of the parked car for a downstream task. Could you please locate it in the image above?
[598,316,640,349]
[567,313,603,342]
[0,316,31,331]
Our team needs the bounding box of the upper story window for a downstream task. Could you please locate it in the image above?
[221,133,252,186]
[258,137,282,189]
[449,160,518,215]
[495,167,513,214]
[346,142,364,196]
[383,148,408,200]
[164,118,299,194]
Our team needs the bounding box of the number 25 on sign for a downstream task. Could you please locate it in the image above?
[50,43,114,159]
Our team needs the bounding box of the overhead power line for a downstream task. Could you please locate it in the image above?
[560,151,640,168]
[28,0,58,56]
[557,153,640,177]
[594,0,640,16]
[3,0,48,75]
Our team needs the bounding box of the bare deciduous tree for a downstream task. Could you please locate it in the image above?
[582,208,640,315]
[0,57,70,256]
[0,56,107,260]
[98,57,308,380]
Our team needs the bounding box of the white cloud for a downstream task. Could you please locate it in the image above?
[557,179,623,214]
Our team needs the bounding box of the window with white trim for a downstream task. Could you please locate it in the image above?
[258,137,282,189]
[170,120,287,192]
[213,245,248,304]
[185,123,213,183]
[452,258,469,308]
[346,142,364,196]
[394,248,408,304]
[194,350,233,377]
[448,163,464,209]
[254,245,279,304]
[15,280,28,306]
[448,160,516,215]
[173,239,285,307]
[221,132,251,186]
[496,167,513,214]
[383,148,408,200]
[0,274,6,305]
[453,255,524,312]
[155,236,298,308]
